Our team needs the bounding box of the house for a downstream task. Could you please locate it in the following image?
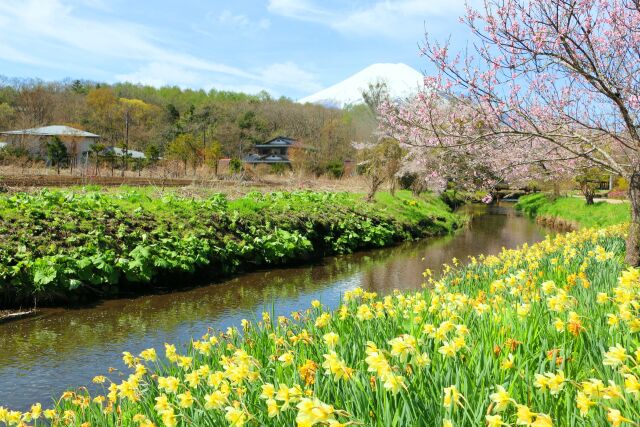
[243,136,297,166]
[100,146,146,160]
[0,125,100,166]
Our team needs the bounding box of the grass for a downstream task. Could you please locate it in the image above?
[369,191,458,227]
[515,193,630,228]
[0,188,461,306]
[3,223,636,426]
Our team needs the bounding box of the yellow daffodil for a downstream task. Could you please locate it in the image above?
[490,385,513,412]
[603,344,628,367]
[443,385,463,409]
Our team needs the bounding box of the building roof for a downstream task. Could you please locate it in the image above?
[254,136,296,148]
[101,146,146,159]
[243,153,290,164]
[0,125,100,138]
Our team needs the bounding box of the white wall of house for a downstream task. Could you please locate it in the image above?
[2,135,97,165]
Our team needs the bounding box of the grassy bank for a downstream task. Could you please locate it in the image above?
[515,193,629,228]
[0,188,460,306]
[4,224,637,426]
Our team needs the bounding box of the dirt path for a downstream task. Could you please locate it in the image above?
[571,195,628,204]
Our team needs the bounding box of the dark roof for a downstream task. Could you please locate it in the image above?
[254,136,296,148]
[243,153,290,164]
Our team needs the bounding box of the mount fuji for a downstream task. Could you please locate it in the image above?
[298,63,424,109]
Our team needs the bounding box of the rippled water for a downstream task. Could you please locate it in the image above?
[0,203,547,410]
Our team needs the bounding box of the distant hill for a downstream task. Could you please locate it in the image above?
[298,63,424,109]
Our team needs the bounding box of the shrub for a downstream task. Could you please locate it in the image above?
[324,161,345,179]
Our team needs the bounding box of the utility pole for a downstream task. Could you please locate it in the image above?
[121,109,129,177]
[202,125,206,163]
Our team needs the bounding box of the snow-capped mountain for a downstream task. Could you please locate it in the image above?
[298,63,424,109]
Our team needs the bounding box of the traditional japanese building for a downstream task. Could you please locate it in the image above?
[243,136,296,166]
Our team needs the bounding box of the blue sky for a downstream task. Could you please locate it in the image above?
[0,0,474,99]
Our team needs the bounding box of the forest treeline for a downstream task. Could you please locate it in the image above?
[0,77,376,175]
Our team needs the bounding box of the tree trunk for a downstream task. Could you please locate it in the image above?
[581,183,595,205]
[552,181,560,199]
[366,176,384,202]
[626,172,640,266]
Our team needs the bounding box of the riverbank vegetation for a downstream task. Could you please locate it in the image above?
[0,188,460,307]
[516,194,629,229]
[3,223,636,426]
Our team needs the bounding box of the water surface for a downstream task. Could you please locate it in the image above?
[0,204,546,410]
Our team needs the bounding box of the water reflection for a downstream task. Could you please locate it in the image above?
[0,204,546,410]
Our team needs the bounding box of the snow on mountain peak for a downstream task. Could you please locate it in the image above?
[298,63,424,109]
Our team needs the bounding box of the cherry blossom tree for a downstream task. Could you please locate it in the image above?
[381,0,640,264]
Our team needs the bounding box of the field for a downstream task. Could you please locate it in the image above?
[3,221,638,426]
[0,172,372,195]
[516,194,630,229]
[0,188,460,306]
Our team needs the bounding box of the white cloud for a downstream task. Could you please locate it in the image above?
[116,61,321,97]
[267,0,332,20]
[0,0,317,95]
[267,0,471,38]
[259,62,322,93]
[0,0,255,79]
[113,60,321,96]
[203,82,273,95]
[71,0,112,11]
[115,62,204,88]
[218,10,271,30]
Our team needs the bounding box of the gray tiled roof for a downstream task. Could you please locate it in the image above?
[101,146,146,159]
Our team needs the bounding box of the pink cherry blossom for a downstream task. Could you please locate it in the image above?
[380,0,640,264]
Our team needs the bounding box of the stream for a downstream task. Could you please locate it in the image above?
[0,203,547,410]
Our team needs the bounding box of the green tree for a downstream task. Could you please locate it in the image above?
[118,98,160,176]
[47,136,68,175]
[167,133,198,175]
[324,161,344,179]
[145,145,161,163]
[89,142,105,176]
[229,158,243,174]
[71,80,86,95]
[86,87,119,145]
[0,102,15,130]
[575,167,608,205]
[203,140,222,175]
